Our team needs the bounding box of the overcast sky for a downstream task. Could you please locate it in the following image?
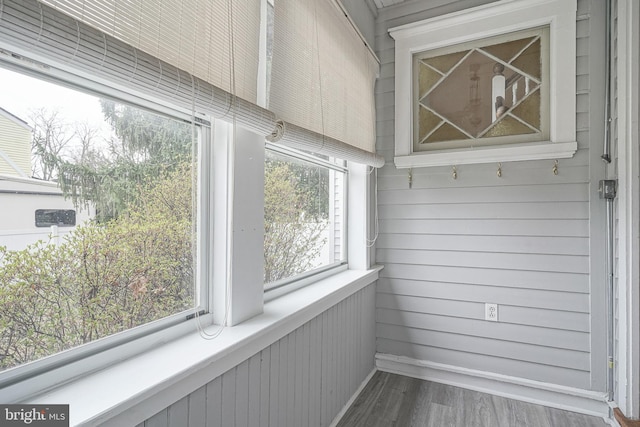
[0,66,112,141]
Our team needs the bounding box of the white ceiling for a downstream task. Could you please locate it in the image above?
[371,0,407,8]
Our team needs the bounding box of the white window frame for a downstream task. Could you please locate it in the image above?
[263,142,349,301]
[389,0,578,168]
[0,70,371,427]
[0,0,371,407]
[0,60,214,402]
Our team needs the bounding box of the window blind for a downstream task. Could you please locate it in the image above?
[269,0,379,154]
[0,0,384,167]
[39,0,262,104]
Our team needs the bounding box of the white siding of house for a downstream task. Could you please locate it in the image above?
[374,0,608,392]
[140,284,377,427]
[0,176,95,250]
[0,113,31,176]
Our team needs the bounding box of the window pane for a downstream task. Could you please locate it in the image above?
[413,27,548,151]
[35,210,76,227]
[0,67,198,373]
[264,150,345,286]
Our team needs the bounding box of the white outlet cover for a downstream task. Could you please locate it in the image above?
[485,303,498,321]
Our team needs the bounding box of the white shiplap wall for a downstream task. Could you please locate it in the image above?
[374,0,608,391]
[138,284,376,427]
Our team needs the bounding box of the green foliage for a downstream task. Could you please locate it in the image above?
[56,100,193,222]
[264,161,328,284]
[0,157,329,370]
[8,93,333,372]
[0,165,195,370]
[265,156,331,222]
[100,100,193,164]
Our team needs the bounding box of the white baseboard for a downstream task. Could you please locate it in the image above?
[376,353,611,421]
[329,368,377,427]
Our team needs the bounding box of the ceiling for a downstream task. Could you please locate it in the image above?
[371,0,407,8]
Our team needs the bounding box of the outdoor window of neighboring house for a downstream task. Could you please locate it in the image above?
[263,145,347,290]
[35,209,76,227]
[0,66,204,375]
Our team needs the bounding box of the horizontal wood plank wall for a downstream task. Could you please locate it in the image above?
[374,0,606,391]
[142,284,376,427]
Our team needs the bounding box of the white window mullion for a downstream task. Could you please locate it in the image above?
[212,120,265,326]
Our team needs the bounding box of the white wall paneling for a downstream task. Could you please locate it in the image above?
[374,0,609,413]
[613,0,640,417]
[584,0,608,396]
[141,284,377,427]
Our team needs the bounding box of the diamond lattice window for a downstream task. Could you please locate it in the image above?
[414,28,549,152]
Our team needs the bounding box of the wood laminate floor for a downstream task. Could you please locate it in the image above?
[336,371,609,427]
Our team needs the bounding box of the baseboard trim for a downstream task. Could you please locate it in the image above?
[329,368,377,427]
[376,353,610,420]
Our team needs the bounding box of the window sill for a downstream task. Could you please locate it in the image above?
[394,140,578,169]
[26,267,382,427]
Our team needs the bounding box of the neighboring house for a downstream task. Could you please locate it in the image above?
[0,174,93,251]
[0,107,93,250]
[0,106,31,177]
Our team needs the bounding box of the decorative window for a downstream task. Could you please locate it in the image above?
[390,0,577,168]
[414,28,548,152]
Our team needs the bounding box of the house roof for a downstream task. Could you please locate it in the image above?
[0,106,32,131]
[0,173,62,195]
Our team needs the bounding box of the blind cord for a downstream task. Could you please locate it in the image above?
[364,39,379,248]
[312,0,326,153]
[366,166,379,248]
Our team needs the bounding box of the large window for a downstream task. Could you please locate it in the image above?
[264,145,346,289]
[0,0,374,411]
[0,66,203,374]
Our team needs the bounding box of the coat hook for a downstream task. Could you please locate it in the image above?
[553,160,559,175]
[497,163,502,178]
[408,168,413,189]
[452,166,458,180]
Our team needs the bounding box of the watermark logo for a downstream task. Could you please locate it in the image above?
[0,405,68,426]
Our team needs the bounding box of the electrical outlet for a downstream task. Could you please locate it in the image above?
[485,303,498,321]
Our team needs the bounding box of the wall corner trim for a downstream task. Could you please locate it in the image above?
[375,353,610,419]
